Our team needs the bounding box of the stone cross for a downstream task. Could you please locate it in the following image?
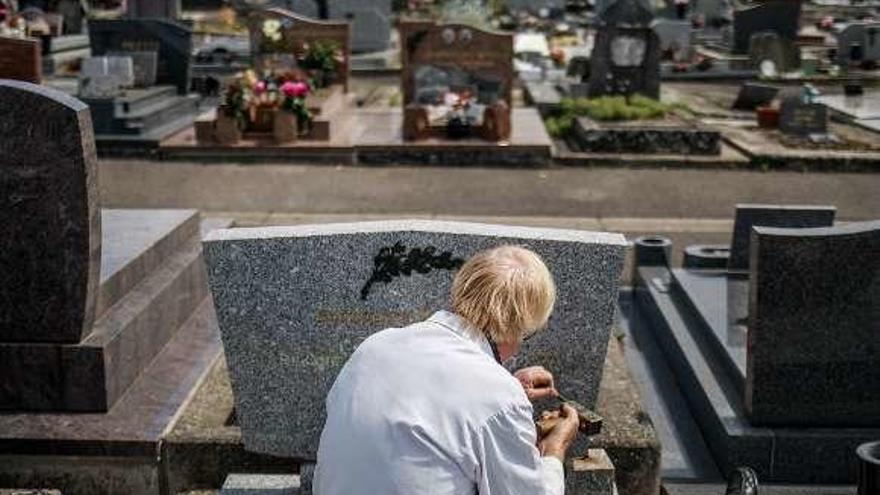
[0,79,101,344]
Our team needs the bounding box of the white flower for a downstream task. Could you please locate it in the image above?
[263,19,282,42]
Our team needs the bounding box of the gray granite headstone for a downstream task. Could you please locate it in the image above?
[222,473,301,495]
[327,0,391,53]
[78,56,135,98]
[0,79,101,344]
[728,204,836,272]
[108,50,159,87]
[836,22,880,67]
[748,31,800,73]
[126,0,180,19]
[746,220,880,426]
[287,0,320,18]
[204,220,627,458]
[731,0,799,55]
[652,19,692,62]
[88,19,193,94]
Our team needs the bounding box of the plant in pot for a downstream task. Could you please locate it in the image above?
[300,41,342,89]
[278,79,312,140]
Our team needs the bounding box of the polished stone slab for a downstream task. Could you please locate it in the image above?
[204,220,626,459]
[222,474,301,495]
[746,221,880,427]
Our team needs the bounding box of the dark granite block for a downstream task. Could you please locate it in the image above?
[731,83,778,111]
[746,220,880,427]
[732,0,800,54]
[572,118,721,155]
[0,80,101,344]
[204,220,626,459]
[727,204,836,272]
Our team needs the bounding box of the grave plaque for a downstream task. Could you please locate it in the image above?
[728,204,836,272]
[779,98,828,136]
[89,19,193,94]
[746,221,880,426]
[0,36,42,83]
[0,80,101,344]
[204,220,626,458]
[588,0,660,98]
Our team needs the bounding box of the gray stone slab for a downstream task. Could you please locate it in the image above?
[0,80,101,344]
[727,204,836,272]
[327,0,391,53]
[746,220,880,427]
[836,22,880,66]
[222,473,301,495]
[204,220,627,458]
[819,94,880,121]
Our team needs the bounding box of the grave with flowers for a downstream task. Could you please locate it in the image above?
[192,7,351,146]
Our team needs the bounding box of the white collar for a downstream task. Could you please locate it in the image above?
[427,310,496,360]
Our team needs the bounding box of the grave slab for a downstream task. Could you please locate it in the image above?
[204,220,626,459]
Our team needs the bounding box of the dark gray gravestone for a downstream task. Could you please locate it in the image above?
[88,19,192,94]
[748,31,800,73]
[779,98,828,136]
[126,0,180,19]
[327,0,391,53]
[836,22,880,67]
[746,220,880,426]
[0,79,101,343]
[731,82,778,110]
[204,220,626,458]
[588,0,661,98]
[731,0,800,55]
[728,204,836,272]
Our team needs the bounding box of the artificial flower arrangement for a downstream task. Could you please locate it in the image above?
[220,68,313,140]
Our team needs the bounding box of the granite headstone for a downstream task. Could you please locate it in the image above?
[731,82,778,111]
[746,220,880,426]
[327,0,391,53]
[204,220,627,458]
[88,19,193,94]
[728,204,836,272]
[778,97,828,136]
[126,0,180,19]
[836,22,880,67]
[588,0,661,98]
[748,31,800,73]
[731,0,800,55]
[78,56,135,98]
[652,19,692,62]
[0,79,101,344]
[108,50,158,88]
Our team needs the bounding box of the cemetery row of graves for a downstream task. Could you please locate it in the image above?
[0,0,879,494]
[3,0,880,169]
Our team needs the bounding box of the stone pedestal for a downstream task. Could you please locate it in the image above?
[567,449,617,495]
[221,473,301,495]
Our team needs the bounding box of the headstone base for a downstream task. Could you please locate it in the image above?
[221,474,301,495]
[567,449,617,495]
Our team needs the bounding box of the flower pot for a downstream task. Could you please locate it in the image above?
[297,115,312,137]
[756,106,779,129]
[215,111,241,145]
[273,110,298,144]
[250,106,275,133]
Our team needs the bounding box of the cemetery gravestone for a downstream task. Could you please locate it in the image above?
[288,0,320,18]
[0,79,101,344]
[108,50,159,87]
[778,97,828,136]
[731,0,800,55]
[126,0,180,19]
[588,0,661,98]
[727,204,836,272]
[653,19,692,62]
[746,221,880,426]
[748,31,800,73]
[0,36,42,83]
[204,220,627,458]
[731,82,778,111]
[327,0,391,53]
[78,56,135,98]
[836,22,880,67]
[88,19,193,94]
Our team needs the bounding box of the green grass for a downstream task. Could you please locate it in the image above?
[545,95,688,138]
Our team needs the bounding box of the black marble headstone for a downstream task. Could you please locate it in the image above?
[0,80,101,344]
[88,19,192,94]
[731,0,800,55]
[728,204,836,272]
[778,98,828,136]
[746,220,880,426]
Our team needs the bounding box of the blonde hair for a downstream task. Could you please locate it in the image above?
[451,246,556,344]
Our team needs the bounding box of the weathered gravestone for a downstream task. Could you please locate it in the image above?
[728,204,836,272]
[204,220,627,458]
[0,36,42,83]
[327,0,391,53]
[88,19,193,94]
[0,79,101,344]
[778,97,828,136]
[588,0,661,99]
[731,0,800,55]
[836,22,880,68]
[746,220,880,426]
[78,56,135,98]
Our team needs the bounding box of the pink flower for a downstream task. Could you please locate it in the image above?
[291,81,310,98]
[280,81,298,97]
[254,80,267,94]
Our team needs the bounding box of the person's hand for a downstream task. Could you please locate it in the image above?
[538,404,579,462]
[514,366,558,402]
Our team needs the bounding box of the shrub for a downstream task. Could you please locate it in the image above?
[544,94,688,137]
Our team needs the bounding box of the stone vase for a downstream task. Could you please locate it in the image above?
[214,111,241,145]
[273,109,298,144]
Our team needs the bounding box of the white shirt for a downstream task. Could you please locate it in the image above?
[314,310,565,495]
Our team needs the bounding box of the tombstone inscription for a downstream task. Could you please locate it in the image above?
[204,220,627,458]
[0,79,101,343]
[779,97,828,136]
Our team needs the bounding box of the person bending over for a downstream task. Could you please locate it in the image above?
[314,245,579,495]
